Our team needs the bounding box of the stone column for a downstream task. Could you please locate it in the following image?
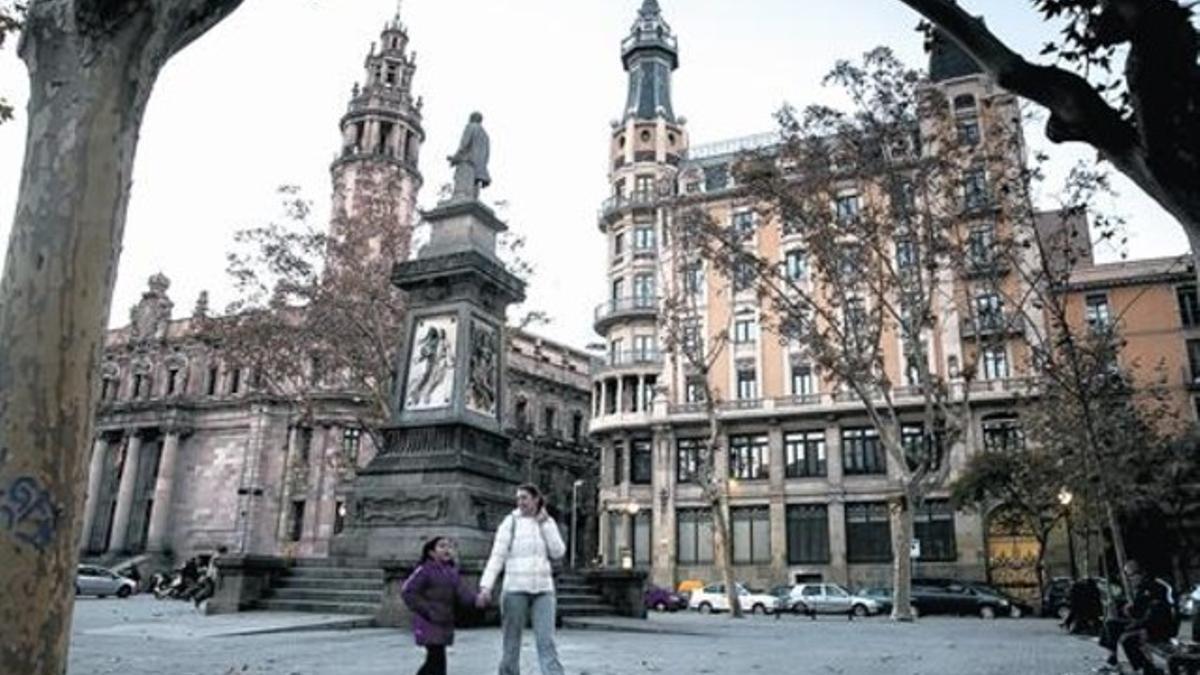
[80,436,108,551]
[616,377,625,414]
[636,374,645,412]
[767,427,787,579]
[108,432,143,552]
[825,425,843,486]
[145,429,182,551]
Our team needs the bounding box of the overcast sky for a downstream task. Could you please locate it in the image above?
[0,0,1186,351]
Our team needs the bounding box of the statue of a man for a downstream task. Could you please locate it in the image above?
[447,111,491,202]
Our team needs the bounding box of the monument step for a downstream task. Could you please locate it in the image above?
[290,557,383,570]
[284,567,384,581]
[267,589,383,604]
[276,578,383,592]
[255,599,379,616]
[557,604,621,617]
[556,593,607,605]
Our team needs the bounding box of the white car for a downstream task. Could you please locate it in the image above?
[789,583,882,617]
[75,565,136,599]
[688,583,781,615]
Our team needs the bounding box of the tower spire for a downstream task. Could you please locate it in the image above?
[621,0,678,121]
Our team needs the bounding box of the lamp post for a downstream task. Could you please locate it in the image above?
[570,479,584,569]
[622,502,640,569]
[1059,489,1079,579]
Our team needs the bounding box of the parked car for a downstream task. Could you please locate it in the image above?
[963,582,1034,618]
[858,587,894,615]
[909,580,1012,618]
[1042,577,1124,619]
[75,565,136,599]
[789,583,882,617]
[688,583,781,615]
[644,585,688,612]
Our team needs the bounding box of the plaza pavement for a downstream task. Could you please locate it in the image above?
[68,595,1114,675]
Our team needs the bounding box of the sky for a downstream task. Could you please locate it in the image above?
[0,0,1187,352]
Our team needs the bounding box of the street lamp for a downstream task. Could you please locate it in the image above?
[1058,489,1079,579]
[570,479,584,569]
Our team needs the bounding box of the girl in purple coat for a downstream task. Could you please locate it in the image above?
[401,536,480,675]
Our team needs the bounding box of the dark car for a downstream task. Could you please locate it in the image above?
[909,579,1013,619]
[644,585,688,612]
[1042,576,1124,619]
[964,582,1034,618]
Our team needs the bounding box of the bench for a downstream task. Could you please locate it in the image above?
[1147,641,1200,675]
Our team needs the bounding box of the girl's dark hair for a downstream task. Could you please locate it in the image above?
[421,536,448,562]
[517,483,544,508]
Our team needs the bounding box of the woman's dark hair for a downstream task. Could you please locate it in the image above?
[421,536,448,562]
[517,483,544,509]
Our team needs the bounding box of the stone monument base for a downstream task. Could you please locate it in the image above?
[330,424,519,561]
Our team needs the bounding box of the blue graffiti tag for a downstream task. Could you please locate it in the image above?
[0,476,60,551]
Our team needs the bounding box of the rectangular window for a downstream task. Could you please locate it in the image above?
[229,368,241,395]
[732,211,755,235]
[975,292,1005,329]
[734,318,757,344]
[784,431,826,478]
[543,407,557,436]
[166,369,180,396]
[835,194,860,223]
[633,335,656,360]
[341,428,362,465]
[957,118,981,146]
[790,362,815,396]
[913,499,957,562]
[786,504,830,564]
[297,427,313,465]
[685,378,706,403]
[612,441,626,486]
[1187,340,1200,383]
[633,274,655,304]
[962,168,990,209]
[1085,293,1111,331]
[982,416,1024,452]
[846,502,892,563]
[634,174,654,197]
[572,412,584,443]
[633,510,652,566]
[901,423,943,471]
[611,278,624,301]
[1178,285,1200,328]
[785,249,808,281]
[684,262,704,296]
[677,438,701,482]
[733,261,755,292]
[731,506,771,564]
[968,223,996,266]
[735,366,758,401]
[288,500,306,543]
[703,165,729,192]
[207,366,219,396]
[841,427,886,475]
[982,346,1009,380]
[613,232,625,257]
[729,434,769,480]
[677,508,714,564]
[631,439,653,485]
[896,239,919,271]
[633,226,655,251]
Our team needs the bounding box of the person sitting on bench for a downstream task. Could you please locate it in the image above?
[1099,561,1175,675]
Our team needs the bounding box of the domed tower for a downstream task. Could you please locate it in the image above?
[330,3,424,261]
[593,0,686,426]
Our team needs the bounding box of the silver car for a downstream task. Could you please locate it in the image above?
[75,565,136,598]
[789,583,882,617]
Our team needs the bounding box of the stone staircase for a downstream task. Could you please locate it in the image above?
[254,559,620,620]
[255,558,383,616]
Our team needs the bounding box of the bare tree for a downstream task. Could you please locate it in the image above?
[0,1,244,672]
[0,1,22,125]
[677,48,1039,620]
[658,220,743,618]
[897,0,1200,271]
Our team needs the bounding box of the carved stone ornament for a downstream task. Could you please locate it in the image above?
[354,494,448,527]
[129,273,174,344]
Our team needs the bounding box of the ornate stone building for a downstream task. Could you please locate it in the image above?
[592,0,1051,592]
[80,8,598,565]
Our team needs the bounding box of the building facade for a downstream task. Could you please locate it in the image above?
[80,8,598,565]
[591,1,1050,592]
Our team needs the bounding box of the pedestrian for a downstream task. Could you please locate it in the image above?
[478,484,567,675]
[401,536,482,675]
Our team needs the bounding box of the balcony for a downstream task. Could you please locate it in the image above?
[594,296,659,332]
[598,183,673,228]
[596,349,663,375]
[960,313,1026,339]
[961,257,1011,279]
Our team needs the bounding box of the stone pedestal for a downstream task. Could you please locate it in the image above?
[332,198,526,563]
[205,555,288,615]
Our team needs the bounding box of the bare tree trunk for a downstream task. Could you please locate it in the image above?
[0,3,241,673]
[710,493,742,618]
[889,494,915,621]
